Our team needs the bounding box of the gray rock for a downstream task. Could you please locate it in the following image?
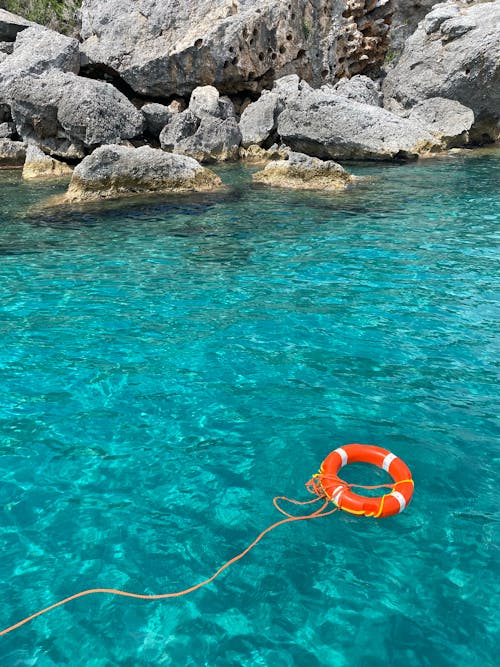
[79,0,393,97]
[65,144,223,202]
[422,4,461,35]
[0,26,79,93]
[22,144,73,180]
[332,75,382,107]
[8,71,144,158]
[160,110,241,163]
[0,137,26,166]
[252,150,353,191]
[383,2,500,142]
[239,143,290,163]
[239,75,311,148]
[0,8,35,42]
[0,41,14,55]
[390,0,446,52]
[408,97,474,148]
[142,103,173,138]
[277,88,438,160]
[239,91,282,148]
[0,121,15,138]
[0,103,10,122]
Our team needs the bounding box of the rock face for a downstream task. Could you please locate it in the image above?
[277,87,438,160]
[8,72,144,158]
[239,143,290,163]
[65,144,223,202]
[141,103,173,139]
[0,137,26,166]
[383,2,500,141]
[79,0,394,97]
[160,85,241,162]
[389,0,438,53]
[0,9,35,42]
[408,97,474,148]
[252,150,353,190]
[22,144,73,180]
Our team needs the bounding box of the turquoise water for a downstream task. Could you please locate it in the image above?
[0,151,499,665]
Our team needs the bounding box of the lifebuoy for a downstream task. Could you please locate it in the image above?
[311,444,414,518]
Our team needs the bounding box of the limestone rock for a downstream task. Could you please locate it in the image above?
[22,144,73,180]
[0,26,79,93]
[0,121,15,138]
[277,88,438,160]
[390,0,440,53]
[408,97,474,148]
[332,75,382,107]
[160,87,241,162]
[239,75,310,148]
[0,9,35,42]
[253,151,353,190]
[0,137,26,166]
[383,2,500,142]
[0,41,14,55]
[79,0,394,97]
[142,103,173,138]
[239,143,290,163]
[8,71,144,159]
[65,144,223,203]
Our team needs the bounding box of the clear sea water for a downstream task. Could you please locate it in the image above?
[0,150,498,666]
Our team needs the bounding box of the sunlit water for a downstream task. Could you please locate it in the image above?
[0,151,498,666]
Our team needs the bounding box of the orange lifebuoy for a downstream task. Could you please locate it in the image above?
[312,444,414,518]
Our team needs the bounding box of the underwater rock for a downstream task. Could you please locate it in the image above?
[65,144,223,202]
[252,151,353,190]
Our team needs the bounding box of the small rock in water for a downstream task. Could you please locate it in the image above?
[252,151,354,191]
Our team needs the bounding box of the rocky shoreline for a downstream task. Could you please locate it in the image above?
[0,1,498,202]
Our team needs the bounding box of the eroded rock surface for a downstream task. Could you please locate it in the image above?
[8,72,144,159]
[383,2,500,141]
[65,144,223,202]
[22,144,73,180]
[252,150,353,190]
[277,87,438,160]
[79,0,394,97]
[0,137,26,166]
[408,97,474,148]
[0,9,35,42]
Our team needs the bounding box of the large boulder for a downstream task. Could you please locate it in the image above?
[383,2,500,142]
[331,74,382,107]
[64,144,223,203]
[79,0,394,97]
[252,151,354,191]
[0,26,80,91]
[239,74,310,148]
[160,85,241,162]
[389,0,439,54]
[8,71,144,158]
[0,9,35,42]
[277,88,438,160]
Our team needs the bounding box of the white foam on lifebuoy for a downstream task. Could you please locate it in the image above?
[392,491,406,513]
[382,452,397,472]
[335,447,348,467]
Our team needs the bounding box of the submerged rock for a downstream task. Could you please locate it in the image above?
[277,88,438,160]
[22,144,73,180]
[65,144,223,203]
[0,137,26,166]
[383,2,500,142]
[253,151,353,191]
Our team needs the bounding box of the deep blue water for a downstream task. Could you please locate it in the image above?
[0,151,499,666]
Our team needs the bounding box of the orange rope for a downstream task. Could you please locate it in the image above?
[0,494,337,637]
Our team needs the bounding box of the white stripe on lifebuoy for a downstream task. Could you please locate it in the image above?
[382,452,397,472]
[335,447,348,467]
[332,488,344,506]
[392,491,406,513]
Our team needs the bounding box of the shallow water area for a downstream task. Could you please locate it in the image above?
[0,150,499,665]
